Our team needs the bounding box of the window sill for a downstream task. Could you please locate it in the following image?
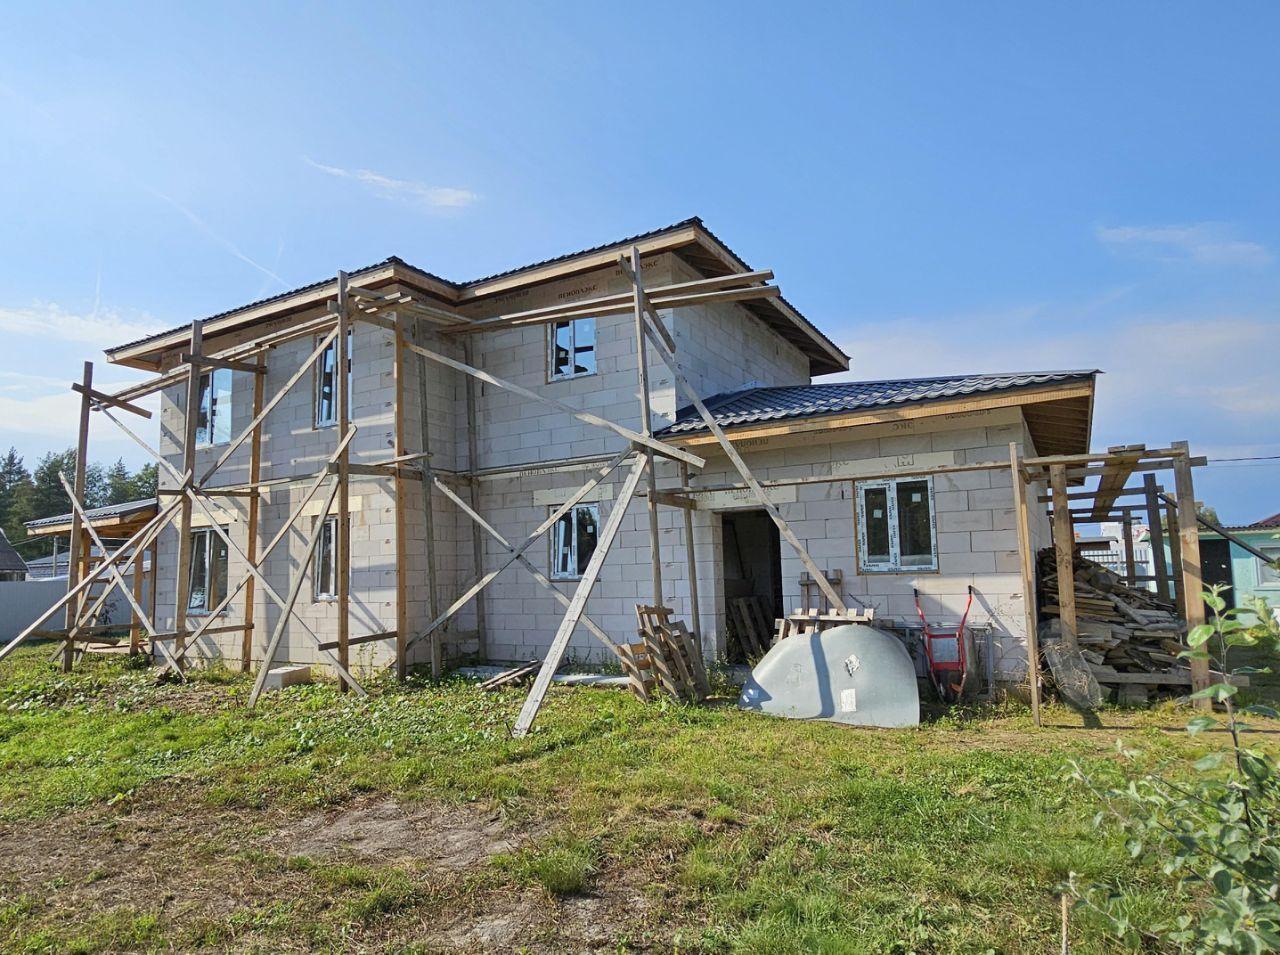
[547,371,598,384]
[187,609,228,618]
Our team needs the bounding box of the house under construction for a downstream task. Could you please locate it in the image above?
[3,218,1228,731]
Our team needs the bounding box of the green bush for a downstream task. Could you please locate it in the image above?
[1070,590,1280,951]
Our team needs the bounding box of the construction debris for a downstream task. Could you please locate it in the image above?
[727,596,773,660]
[1037,548,1188,678]
[477,661,541,692]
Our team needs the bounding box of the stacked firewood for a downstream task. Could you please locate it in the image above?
[1038,548,1187,677]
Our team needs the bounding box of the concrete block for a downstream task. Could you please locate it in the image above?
[263,664,312,691]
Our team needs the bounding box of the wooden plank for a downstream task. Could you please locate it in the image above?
[512,454,648,738]
[316,630,396,652]
[1122,516,1137,584]
[679,461,702,648]
[401,339,705,469]
[1049,464,1078,649]
[637,316,849,614]
[1144,473,1171,602]
[463,336,488,660]
[242,351,265,671]
[179,352,266,375]
[1009,443,1042,726]
[411,317,443,680]
[393,316,409,679]
[335,273,352,691]
[72,382,152,418]
[63,361,93,671]
[444,268,776,335]
[1172,441,1211,705]
[629,247,664,612]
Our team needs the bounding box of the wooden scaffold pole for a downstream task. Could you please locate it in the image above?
[335,272,352,690]
[63,361,93,671]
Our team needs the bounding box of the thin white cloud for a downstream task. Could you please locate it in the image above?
[0,303,166,349]
[1097,223,1272,268]
[304,157,479,210]
[148,189,287,286]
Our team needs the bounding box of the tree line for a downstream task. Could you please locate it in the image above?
[0,447,157,559]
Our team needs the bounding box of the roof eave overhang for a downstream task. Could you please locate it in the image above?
[105,263,459,370]
[664,378,1096,449]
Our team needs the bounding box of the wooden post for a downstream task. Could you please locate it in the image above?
[413,321,442,678]
[393,317,409,680]
[241,351,265,671]
[679,460,702,647]
[1049,464,1078,649]
[335,274,352,690]
[148,537,158,654]
[463,337,488,660]
[1121,514,1137,585]
[1143,473,1171,601]
[63,361,93,671]
[173,321,203,671]
[513,454,647,737]
[1172,441,1211,704]
[1166,499,1184,618]
[130,545,144,655]
[1010,443,1042,726]
[631,246,664,610]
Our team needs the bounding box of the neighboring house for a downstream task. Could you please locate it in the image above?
[1199,512,1280,616]
[99,218,1097,684]
[0,530,29,581]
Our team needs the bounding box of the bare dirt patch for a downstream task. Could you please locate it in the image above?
[275,796,534,868]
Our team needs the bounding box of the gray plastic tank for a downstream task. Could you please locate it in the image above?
[738,624,920,728]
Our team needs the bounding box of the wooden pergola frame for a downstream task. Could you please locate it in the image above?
[1016,442,1214,718]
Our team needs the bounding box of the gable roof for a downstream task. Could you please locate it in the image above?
[658,371,1097,453]
[1216,512,1280,532]
[0,529,28,575]
[104,218,850,376]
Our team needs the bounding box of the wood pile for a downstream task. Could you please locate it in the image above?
[1037,548,1187,679]
[727,596,774,660]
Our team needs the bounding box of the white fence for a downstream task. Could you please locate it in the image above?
[0,577,143,642]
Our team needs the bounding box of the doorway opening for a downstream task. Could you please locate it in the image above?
[1200,537,1235,612]
[721,509,783,663]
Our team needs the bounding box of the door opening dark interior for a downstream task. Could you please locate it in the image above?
[721,509,783,662]
[1200,537,1235,612]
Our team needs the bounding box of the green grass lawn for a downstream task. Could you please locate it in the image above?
[1,643,1276,953]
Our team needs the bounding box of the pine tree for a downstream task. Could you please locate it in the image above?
[106,458,133,505]
[130,463,158,500]
[0,447,29,529]
[29,450,76,521]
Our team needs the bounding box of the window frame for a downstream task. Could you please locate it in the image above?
[854,476,939,574]
[314,330,353,430]
[313,516,338,600]
[194,367,233,449]
[1257,545,1280,588]
[549,502,601,580]
[186,526,229,614]
[547,316,598,382]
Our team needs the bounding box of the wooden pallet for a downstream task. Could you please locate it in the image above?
[727,596,773,659]
[776,606,876,641]
[624,605,710,703]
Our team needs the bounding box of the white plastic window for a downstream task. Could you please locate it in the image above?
[195,368,232,448]
[855,476,938,573]
[550,503,600,579]
[548,317,597,381]
[314,516,338,599]
[315,330,353,428]
[1258,546,1280,587]
[187,527,229,612]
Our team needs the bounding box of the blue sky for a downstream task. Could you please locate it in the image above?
[0,2,1276,521]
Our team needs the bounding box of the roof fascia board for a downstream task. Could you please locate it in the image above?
[456,227,702,304]
[669,380,1096,447]
[106,263,456,370]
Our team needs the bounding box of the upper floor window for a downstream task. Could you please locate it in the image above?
[315,330,353,429]
[187,527,229,613]
[550,502,599,579]
[195,368,232,448]
[855,476,938,573]
[549,317,596,381]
